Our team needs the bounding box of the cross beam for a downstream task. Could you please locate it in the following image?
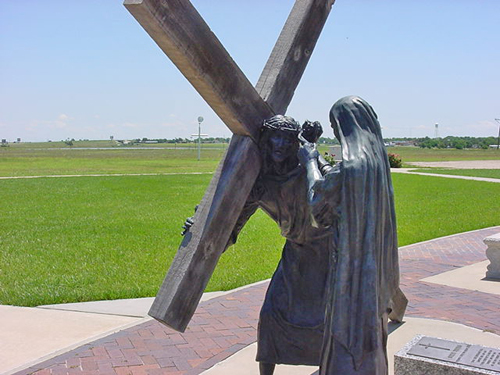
[125,0,273,140]
[256,0,335,113]
[125,0,335,332]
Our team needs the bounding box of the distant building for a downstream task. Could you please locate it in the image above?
[392,140,416,147]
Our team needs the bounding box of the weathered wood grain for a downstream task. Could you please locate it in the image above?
[124,0,273,141]
[148,135,260,331]
[125,0,335,331]
[256,0,335,114]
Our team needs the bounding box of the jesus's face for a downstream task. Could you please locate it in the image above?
[268,130,297,164]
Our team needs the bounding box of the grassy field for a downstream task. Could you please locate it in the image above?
[1,172,499,307]
[410,169,500,179]
[0,174,283,306]
[3,143,499,177]
[1,143,499,306]
[385,146,500,162]
[0,146,224,177]
[392,174,499,244]
[3,140,229,149]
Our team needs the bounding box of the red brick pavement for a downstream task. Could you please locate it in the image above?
[14,283,268,375]
[399,226,500,334]
[14,226,500,375]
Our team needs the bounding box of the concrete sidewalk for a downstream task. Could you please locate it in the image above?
[406,160,500,169]
[391,158,500,183]
[203,317,500,375]
[3,226,500,375]
[1,291,231,375]
[391,168,500,183]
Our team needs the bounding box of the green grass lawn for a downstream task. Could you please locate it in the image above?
[0,174,283,306]
[392,174,499,245]
[409,168,500,179]
[3,140,117,149]
[3,140,229,149]
[0,147,224,177]
[2,144,499,177]
[385,146,500,162]
[1,171,499,307]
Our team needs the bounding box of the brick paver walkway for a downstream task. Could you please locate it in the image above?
[399,227,500,333]
[14,226,500,375]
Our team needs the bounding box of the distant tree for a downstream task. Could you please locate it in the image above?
[414,135,498,150]
[318,137,340,145]
[453,139,466,150]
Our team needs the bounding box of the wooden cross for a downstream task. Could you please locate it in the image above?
[124,0,335,332]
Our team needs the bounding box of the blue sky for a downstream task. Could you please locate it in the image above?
[1,0,499,142]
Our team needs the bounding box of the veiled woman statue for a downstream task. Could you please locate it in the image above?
[299,96,401,374]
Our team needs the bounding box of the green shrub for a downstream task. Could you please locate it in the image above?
[323,152,336,165]
[388,153,403,168]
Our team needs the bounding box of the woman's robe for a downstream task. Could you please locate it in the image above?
[310,96,400,374]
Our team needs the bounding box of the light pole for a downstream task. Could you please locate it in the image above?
[495,118,500,150]
[197,116,203,160]
[191,117,208,160]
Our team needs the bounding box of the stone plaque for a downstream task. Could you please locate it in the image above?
[408,337,500,372]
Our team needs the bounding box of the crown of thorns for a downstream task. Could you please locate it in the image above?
[262,115,300,133]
